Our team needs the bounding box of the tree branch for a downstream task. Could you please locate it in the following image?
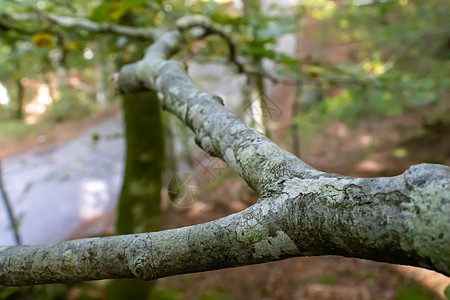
[175,15,245,73]
[0,11,163,41]
[0,9,363,87]
[0,161,21,246]
[1,163,448,286]
[1,15,449,287]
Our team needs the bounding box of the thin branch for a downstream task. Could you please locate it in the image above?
[175,16,366,87]
[0,3,163,41]
[176,15,245,73]
[0,19,42,35]
[0,160,22,246]
[0,9,366,88]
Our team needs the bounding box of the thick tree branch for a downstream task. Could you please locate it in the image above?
[1,16,449,287]
[1,163,449,286]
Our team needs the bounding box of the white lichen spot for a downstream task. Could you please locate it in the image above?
[283,178,321,197]
[217,216,234,227]
[188,91,198,99]
[168,86,180,96]
[260,202,271,216]
[239,147,256,164]
[248,218,258,227]
[224,148,237,170]
[156,77,163,89]
[283,177,357,200]
[254,230,298,259]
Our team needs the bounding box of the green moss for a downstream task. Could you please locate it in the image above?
[319,184,345,206]
[236,222,269,244]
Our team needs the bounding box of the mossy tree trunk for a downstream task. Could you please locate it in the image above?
[116,91,163,235]
[107,91,163,300]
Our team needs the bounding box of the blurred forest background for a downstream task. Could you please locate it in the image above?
[0,0,449,299]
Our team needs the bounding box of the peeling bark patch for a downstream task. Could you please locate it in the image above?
[253,230,298,259]
[282,177,361,207]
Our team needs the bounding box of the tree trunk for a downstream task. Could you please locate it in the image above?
[243,0,271,137]
[116,91,163,235]
[105,91,164,300]
[14,77,23,121]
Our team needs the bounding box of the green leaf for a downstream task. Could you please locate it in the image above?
[210,13,246,26]
[89,0,148,22]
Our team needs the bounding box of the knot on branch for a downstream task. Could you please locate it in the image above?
[125,235,156,281]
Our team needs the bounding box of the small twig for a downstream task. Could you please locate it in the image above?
[176,15,245,73]
[0,18,42,35]
[175,16,369,88]
[3,0,163,40]
[0,160,22,245]
[2,7,368,89]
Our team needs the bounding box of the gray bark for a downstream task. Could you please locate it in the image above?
[0,16,449,287]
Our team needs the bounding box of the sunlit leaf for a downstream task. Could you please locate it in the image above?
[392,148,408,158]
[32,33,53,48]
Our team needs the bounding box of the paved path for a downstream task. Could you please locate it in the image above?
[0,116,125,245]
